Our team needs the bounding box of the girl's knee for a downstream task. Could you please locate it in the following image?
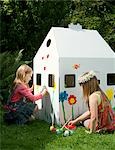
[83,119,90,129]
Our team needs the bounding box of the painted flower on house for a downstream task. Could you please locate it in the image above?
[68,95,77,120]
[68,95,77,105]
[59,91,68,102]
[59,91,68,123]
[73,64,80,70]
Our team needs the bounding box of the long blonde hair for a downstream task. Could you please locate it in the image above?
[79,72,100,103]
[13,64,32,88]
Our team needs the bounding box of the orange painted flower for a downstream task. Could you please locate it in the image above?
[68,95,77,105]
[73,64,80,70]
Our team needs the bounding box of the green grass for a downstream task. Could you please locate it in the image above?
[1,107,115,150]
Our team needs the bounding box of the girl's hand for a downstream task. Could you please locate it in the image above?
[96,128,106,133]
[41,90,46,96]
[68,120,76,126]
[41,87,48,96]
[41,86,47,92]
[42,86,47,90]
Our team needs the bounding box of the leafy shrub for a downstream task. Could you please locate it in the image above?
[0,49,31,104]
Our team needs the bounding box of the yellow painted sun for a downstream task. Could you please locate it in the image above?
[105,88,114,101]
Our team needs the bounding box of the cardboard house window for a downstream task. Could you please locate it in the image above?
[48,74,54,87]
[29,75,33,87]
[65,74,75,88]
[36,74,41,85]
[98,80,100,84]
[107,73,115,85]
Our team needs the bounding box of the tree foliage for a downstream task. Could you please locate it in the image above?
[0,50,31,103]
[0,0,115,102]
[66,0,115,51]
[1,0,114,60]
[1,0,71,60]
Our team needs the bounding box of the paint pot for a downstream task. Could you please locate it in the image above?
[50,126,56,132]
[65,124,76,130]
[50,126,54,131]
[56,128,63,134]
[69,130,74,135]
[63,130,70,137]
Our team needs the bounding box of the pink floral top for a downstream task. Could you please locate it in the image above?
[10,84,43,102]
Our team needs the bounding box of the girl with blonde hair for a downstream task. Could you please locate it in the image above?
[69,71,115,133]
[4,64,47,124]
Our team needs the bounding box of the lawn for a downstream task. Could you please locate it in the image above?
[0,106,115,150]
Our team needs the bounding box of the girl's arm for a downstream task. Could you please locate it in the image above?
[68,110,90,125]
[18,84,46,102]
[89,94,98,133]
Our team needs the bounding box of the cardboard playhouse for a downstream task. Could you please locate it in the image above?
[33,23,115,125]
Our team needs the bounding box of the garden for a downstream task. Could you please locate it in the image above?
[0,1,115,149]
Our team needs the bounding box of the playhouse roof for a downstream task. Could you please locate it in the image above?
[48,26,115,58]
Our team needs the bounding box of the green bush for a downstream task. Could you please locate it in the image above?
[0,49,31,104]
